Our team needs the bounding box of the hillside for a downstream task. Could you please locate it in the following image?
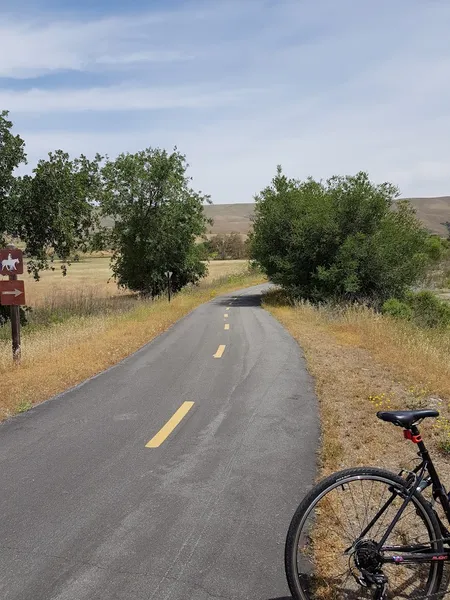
[404,197,450,237]
[204,204,253,235]
[204,197,450,237]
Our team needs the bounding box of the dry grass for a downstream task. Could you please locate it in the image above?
[204,259,250,281]
[265,294,450,598]
[0,258,252,330]
[22,257,250,308]
[0,267,264,420]
[23,257,124,308]
[263,294,450,478]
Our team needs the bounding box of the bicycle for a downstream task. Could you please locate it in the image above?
[285,409,450,600]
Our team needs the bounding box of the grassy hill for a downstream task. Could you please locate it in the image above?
[404,197,450,237]
[101,197,450,238]
[204,197,450,237]
[204,204,254,236]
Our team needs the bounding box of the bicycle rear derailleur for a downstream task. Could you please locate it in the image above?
[352,540,388,600]
[361,570,388,600]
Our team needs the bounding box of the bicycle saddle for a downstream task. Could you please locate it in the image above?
[377,409,439,428]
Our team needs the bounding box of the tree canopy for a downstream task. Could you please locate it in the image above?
[0,110,26,245]
[250,168,441,304]
[1,111,212,298]
[14,150,103,278]
[100,147,211,297]
[207,232,248,260]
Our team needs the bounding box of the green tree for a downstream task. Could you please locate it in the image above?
[14,150,103,278]
[225,232,247,259]
[251,168,436,304]
[196,240,210,261]
[208,234,228,259]
[0,110,26,245]
[101,147,211,297]
[207,232,248,259]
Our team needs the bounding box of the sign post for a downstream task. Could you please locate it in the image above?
[0,244,25,363]
[9,275,21,363]
[164,271,173,303]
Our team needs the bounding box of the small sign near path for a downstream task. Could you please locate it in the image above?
[0,248,24,276]
[0,280,26,306]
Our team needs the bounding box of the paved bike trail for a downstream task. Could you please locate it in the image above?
[0,284,319,599]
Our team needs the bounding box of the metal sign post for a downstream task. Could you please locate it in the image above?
[9,274,21,363]
[164,271,173,303]
[0,244,25,363]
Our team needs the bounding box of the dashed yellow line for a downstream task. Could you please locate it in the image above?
[226,307,230,310]
[224,323,230,330]
[145,401,194,448]
[213,344,226,358]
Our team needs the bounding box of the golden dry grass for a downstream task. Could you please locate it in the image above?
[263,295,450,478]
[22,257,250,308]
[0,266,264,420]
[204,259,250,280]
[265,295,450,599]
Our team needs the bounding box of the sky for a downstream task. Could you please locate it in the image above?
[1,0,450,203]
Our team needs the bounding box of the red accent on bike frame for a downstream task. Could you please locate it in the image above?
[404,430,422,443]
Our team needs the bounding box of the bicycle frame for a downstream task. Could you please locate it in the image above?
[357,423,450,564]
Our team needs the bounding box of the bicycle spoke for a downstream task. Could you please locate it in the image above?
[372,480,392,540]
[291,472,442,600]
[335,485,360,540]
[347,482,364,533]
[323,495,358,543]
[361,478,373,531]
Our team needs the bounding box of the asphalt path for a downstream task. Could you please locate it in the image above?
[0,284,319,600]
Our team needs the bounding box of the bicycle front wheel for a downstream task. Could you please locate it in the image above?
[285,467,443,600]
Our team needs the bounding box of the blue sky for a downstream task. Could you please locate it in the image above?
[1,0,449,203]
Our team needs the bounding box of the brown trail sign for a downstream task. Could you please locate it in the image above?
[0,280,25,306]
[0,248,24,276]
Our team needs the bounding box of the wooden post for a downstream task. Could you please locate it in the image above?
[7,244,21,363]
[167,273,171,303]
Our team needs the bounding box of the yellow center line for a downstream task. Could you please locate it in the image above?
[145,401,194,448]
[213,344,226,358]
[224,313,228,318]
[224,323,230,330]
[226,307,230,310]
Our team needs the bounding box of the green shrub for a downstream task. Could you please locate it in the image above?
[407,291,450,329]
[382,298,412,320]
[250,169,436,305]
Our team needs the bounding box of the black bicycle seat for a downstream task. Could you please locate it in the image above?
[377,409,439,428]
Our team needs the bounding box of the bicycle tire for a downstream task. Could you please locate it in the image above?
[285,467,444,600]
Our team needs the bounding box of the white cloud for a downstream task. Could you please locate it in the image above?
[96,51,194,65]
[0,85,268,112]
[0,11,191,78]
[3,0,450,201]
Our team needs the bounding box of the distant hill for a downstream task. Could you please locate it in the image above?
[204,204,254,236]
[403,197,450,237]
[205,197,450,238]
